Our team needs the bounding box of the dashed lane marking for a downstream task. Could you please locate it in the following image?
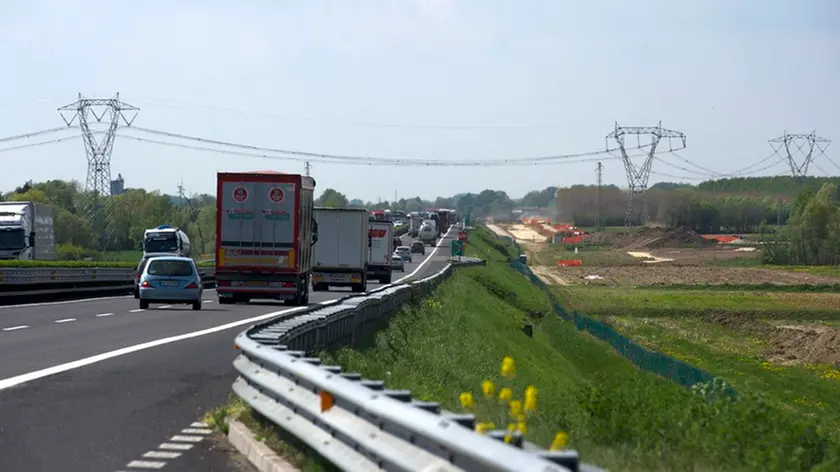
[170,435,204,443]
[158,305,172,309]
[125,459,167,469]
[129,309,144,313]
[96,312,115,317]
[54,318,76,324]
[158,442,193,451]
[143,451,181,459]
[121,422,213,471]
[2,325,29,331]
[181,428,213,434]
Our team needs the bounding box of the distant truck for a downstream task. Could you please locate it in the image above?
[312,207,368,293]
[143,225,191,259]
[418,223,437,246]
[215,171,318,306]
[409,215,423,237]
[437,209,451,232]
[0,201,56,261]
[367,220,394,284]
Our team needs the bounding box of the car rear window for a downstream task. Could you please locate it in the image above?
[147,260,194,276]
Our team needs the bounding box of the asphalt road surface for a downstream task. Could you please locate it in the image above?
[0,229,456,472]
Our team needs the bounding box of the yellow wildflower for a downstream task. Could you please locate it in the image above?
[475,422,495,434]
[481,379,496,398]
[550,432,569,450]
[524,386,538,413]
[509,400,523,417]
[459,392,475,410]
[501,356,516,378]
[504,423,516,444]
[517,421,528,434]
[498,387,512,402]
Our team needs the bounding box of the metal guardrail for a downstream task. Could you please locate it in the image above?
[0,266,216,301]
[233,260,604,472]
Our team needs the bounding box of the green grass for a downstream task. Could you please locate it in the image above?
[527,242,642,267]
[205,396,337,472]
[554,285,840,322]
[318,235,840,471]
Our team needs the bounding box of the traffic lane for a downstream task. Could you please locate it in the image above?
[0,256,428,381]
[0,241,450,472]
[0,327,252,472]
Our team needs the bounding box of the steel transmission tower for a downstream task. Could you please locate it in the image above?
[58,93,138,249]
[304,160,311,176]
[606,121,686,228]
[596,161,603,230]
[768,131,831,180]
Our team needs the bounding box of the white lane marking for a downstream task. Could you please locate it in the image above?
[129,309,144,313]
[125,459,167,469]
[190,421,209,427]
[54,318,76,324]
[159,442,193,451]
[2,325,29,332]
[96,312,115,317]
[143,450,181,459]
[170,435,204,443]
[202,300,213,303]
[0,288,218,310]
[0,236,446,391]
[181,427,212,434]
[158,305,172,309]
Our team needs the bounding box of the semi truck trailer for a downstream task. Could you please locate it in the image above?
[215,171,317,306]
[312,207,368,292]
[367,220,394,284]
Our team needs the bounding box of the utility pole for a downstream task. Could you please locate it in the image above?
[606,121,686,230]
[768,131,831,181]
[58,93,139,251]
[596,161,603,230]
[304,161,311,176]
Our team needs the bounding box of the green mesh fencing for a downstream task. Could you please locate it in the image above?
[496,231,736,397]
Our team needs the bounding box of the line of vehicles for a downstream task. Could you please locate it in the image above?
[0,174,459,310]
[138,170,459,309]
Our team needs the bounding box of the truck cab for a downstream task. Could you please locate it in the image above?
[0,202,56,261]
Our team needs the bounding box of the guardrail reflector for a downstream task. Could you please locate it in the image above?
[320,391,334,412]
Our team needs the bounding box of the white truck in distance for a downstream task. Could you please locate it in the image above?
[0,201,56,261]
[312,208,369,292]
[418,222,437,246]
[409,214,423,238]
[367,220,394,284]
[142,225,191,259]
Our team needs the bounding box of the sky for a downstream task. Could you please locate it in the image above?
[1,0,838,202]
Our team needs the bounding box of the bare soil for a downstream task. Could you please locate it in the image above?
[531,265,568,285]
[544,265,840,286]
[586,226,717,249]
[704,312,840,367]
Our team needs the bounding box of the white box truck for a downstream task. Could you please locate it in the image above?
[0,201,56,261]
[312,207,368,292]
[367,220,394,284]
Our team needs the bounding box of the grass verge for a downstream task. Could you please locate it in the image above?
[204,395,338,472]
[317,229,840,471]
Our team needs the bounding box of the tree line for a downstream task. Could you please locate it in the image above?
[763,183,840,266]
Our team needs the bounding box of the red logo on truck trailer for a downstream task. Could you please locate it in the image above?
[232,186,249,202]
[369,229,387,238]
[268,187,285,203]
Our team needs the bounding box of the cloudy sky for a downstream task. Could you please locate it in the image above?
[1,0,838,202]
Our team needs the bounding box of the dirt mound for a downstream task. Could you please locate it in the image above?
[703,313,840,367]
[618,227,714,249]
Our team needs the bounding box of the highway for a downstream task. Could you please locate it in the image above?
[0,230,456,472]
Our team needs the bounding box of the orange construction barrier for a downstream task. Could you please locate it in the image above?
[556,259,583,267]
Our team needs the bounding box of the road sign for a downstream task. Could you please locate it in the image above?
[451,240,464,257]
[458,231,468,241]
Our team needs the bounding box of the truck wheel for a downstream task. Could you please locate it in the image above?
[301,280,310,305]
[380,275,392,284]
[139,300,149,309]
[218,297,234,305]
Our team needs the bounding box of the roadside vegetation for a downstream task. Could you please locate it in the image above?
[315,228,840,471]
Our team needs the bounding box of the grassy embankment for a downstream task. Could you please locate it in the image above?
[315,228,840,471]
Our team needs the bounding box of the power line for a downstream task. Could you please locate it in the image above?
[0,126,69,144]
[0,135,80,154]
[126,125,626,165]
